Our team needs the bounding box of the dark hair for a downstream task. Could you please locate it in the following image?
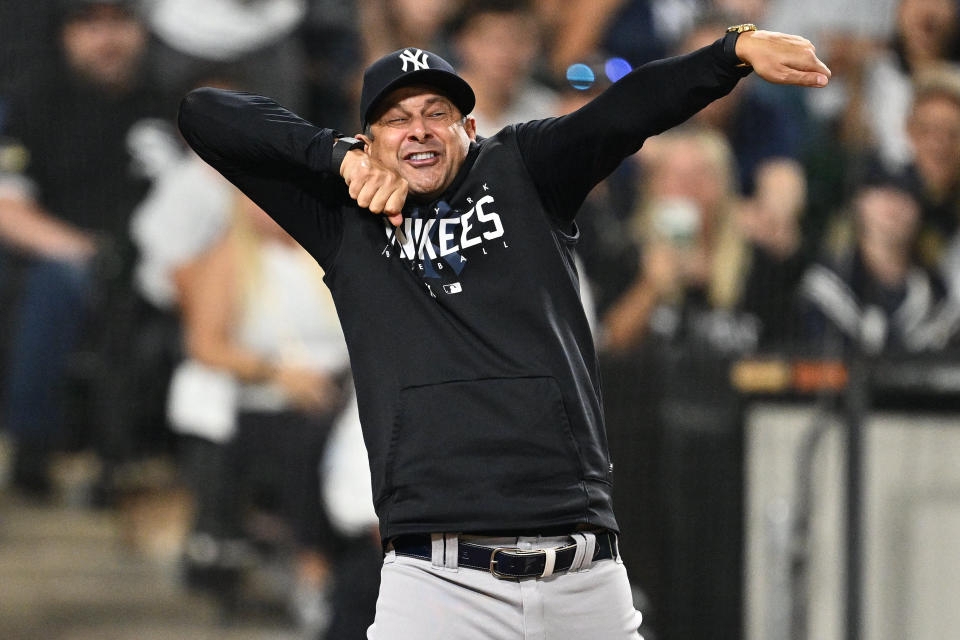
[59,0,138,24]
[851,158,920,202]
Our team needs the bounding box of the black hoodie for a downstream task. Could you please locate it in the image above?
[177,36,749,541]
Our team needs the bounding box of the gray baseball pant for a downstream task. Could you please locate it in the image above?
[367,532,644,640]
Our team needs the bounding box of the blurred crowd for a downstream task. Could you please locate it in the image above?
[2,0,960,639]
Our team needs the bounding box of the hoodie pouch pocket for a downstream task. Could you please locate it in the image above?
[383,376,586,529]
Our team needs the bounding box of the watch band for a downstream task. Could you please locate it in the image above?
[725,23,758,69]
[332,136,365,170]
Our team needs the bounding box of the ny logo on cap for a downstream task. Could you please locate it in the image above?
[399,48,430,72]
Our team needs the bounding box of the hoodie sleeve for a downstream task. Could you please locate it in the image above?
[177,87,347,268]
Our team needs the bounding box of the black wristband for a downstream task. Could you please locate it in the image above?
[331,136,365,171]
[722,31,741,64]
[723,24,757,71]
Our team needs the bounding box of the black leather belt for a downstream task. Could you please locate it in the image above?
[391,531,618,579]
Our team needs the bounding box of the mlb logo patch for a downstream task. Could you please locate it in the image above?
[442,282,463,294]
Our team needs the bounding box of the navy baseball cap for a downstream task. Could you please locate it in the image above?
[360,48,475,129]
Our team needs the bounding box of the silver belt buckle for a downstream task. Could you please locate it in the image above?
[489,547,541,579]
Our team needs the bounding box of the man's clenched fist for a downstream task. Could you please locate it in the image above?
[339,148,407,226]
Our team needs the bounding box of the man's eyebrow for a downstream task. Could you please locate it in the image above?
[423,96,453,107]
[384,104,410,116]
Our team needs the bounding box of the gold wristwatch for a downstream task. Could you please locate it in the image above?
[726,23,758,68]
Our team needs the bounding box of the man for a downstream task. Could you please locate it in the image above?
[178,26,829,639]
[450,0,559,136]
[799,171,960,354]
[905,66,960,272]
[0,0,175,496]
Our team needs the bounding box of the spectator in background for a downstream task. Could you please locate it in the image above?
[840,0,960,174]
[803,0,959,224]
[0,0,176,497]
[754,0,942,252]
[173,193,351,633]
[450,0,560,137]
[736,158,809,346]
[130,145,235,313]
[903,66,960,273]
[602,127,758,354]
[799,171,960,354]
[359,0,462,65]
[129,72,244,314]
[134,88,368,630]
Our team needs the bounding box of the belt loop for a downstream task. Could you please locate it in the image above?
[430,533,445,569]
[579,532,597,572]
[444,534,459,571]
[612,532,624,564]
[569,533,587,572]
[540,547,557,578]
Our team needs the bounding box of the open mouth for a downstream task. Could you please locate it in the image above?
[405,151,440,167]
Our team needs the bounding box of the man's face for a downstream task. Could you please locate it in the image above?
[62,5,146,89]
[856,186,920,248]
[908,94,960,183]
[457,11,539,89]
[362,86,476,202]
[653,137,730,216]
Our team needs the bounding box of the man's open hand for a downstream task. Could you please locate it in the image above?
[736,30,832,88]
[339,148,407,226]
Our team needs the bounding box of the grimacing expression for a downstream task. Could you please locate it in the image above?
[363,86,477,202]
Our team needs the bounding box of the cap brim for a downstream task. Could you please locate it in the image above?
[363,69,475,128]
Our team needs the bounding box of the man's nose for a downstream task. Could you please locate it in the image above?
[407,116,431,141]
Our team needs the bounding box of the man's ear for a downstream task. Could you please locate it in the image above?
[356,133,373,150]
[463,116,477,141]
